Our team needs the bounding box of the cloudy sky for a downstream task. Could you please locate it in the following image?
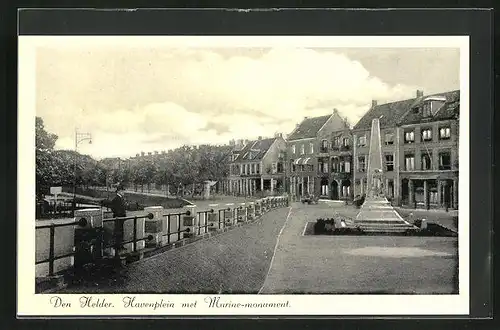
[35,44,459,159]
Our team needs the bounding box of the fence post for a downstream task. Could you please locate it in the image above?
[208,204,219,232]
[167,215,171,244]
[182,205,197,239]
[144,206,164,248]
[48,224,55,276]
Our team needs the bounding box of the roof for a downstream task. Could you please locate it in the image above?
[398,90,459,125]
[232,137,276,163]
[353,98,417,130]
[353,90,460,130]
[287,115,331,141]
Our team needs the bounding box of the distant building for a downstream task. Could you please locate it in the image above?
[286,109,351,200]
[227,135,286,196]
[352,89,459,209]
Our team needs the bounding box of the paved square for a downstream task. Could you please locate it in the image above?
[259,202,458,294]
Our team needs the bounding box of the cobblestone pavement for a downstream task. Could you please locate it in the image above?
[259,202,458,294]
[60,207,290,294]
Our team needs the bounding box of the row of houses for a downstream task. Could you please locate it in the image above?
[223,89,460,210]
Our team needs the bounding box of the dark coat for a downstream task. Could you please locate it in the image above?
[111,194,127,218]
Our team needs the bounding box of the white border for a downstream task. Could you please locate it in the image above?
[18,36,469,316]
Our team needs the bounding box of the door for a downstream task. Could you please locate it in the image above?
[331,180,339,200]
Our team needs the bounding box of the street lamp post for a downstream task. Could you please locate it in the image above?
[72,129,92,216]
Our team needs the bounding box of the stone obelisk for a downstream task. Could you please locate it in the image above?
[366,118,384,198]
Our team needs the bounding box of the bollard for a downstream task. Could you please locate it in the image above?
[144,206,164,248]
[247,202,255,220]
[207,204,219,232]
[255,199,262,217]
[224,203,235,226]
[237,203,247,222]
[182,205,197,239]
[74,208,104,268]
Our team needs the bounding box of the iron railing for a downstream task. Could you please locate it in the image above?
[35,196,290,276]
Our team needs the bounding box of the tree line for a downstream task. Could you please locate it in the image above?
[36,117,232,197]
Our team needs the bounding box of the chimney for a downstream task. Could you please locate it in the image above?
[275,132,282,138]
[141,151,145,157]
[372,100,378,107]
[135,153,139,157]
[333,108,339,114]
[161,150,166,154]
[416,90,424,98]
[154,151,159,155]
[148,152,152,156]
[304,116,309,120]
[258,136,262,140]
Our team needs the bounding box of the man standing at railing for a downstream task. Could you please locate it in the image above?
[111,185,127,253]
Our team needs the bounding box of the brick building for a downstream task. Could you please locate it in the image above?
[286,109,351,200]
[228,134,287,196]
[352,89,459,209]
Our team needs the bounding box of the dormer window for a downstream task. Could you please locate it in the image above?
[300,144,305,155]
[422,102,432,117]
[291,145,296,154]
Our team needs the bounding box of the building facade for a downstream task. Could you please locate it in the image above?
[352,89,459,209]
[228,135,287,196]
[286,109,352,200]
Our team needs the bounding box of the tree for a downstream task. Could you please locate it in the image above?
[36,117,57,151]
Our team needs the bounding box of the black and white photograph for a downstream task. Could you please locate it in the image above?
[18,33,470,316]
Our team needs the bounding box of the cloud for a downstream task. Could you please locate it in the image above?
[37,46,448,158]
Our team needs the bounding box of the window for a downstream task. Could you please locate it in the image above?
[421,128,432,141]
[439,151,451,170]
[290,160,295,173]
[385,154,394,172]
[291,145,296,154]
[322,162,329,173]
[333,136,341,147]
[277,162,284,173]
[232,154,238,161]
[342,137,349,146]
[439,127,451,140]
[422,102,432,117]
[250,163,254,174]
[300,144,305,155]
[421,153,432,170]
[405,154,415,171]
[309,143,314,154]
[321,183,329,196]
[358,135,367,147]
[272,163,277,174]
[340,157,351,173]
[256,163,261,174]
[358,156,366,172]
[331,157,339,172]
[385,132,394,145]
[321,139,328,152]
[404,130,415,143]
[429,187,438,204]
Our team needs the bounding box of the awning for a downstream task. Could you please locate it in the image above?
[294,158,302,165]
[302,157,311,164]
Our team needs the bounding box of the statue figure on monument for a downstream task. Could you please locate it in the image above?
[366,118,385,199]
